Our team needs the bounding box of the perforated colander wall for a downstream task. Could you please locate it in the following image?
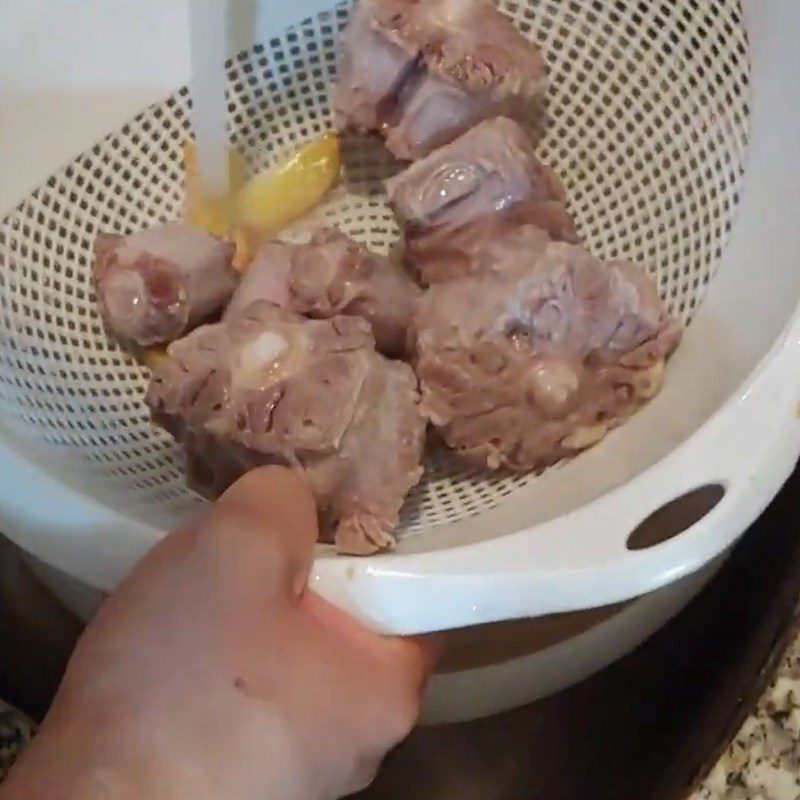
[0,0,750,536]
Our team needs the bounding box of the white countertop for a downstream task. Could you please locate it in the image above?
[0,0,329,211]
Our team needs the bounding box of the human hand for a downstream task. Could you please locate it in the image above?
[2,467,433,800]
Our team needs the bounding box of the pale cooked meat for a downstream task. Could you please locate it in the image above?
[388,118,557,227]
[412,242,682,471]
[401,202,577,285]
[224,242,294,318]
[332,0,420,135]
[383,71,499,162]
[225,229,422,357]
[147,302,426,555]
[314,351,426,555]
[386,118,577,283]
[93,222,237,347]
[333,0,547,160]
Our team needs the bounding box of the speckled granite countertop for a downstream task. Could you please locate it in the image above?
[0,701,34,783]
[693,635,800,800]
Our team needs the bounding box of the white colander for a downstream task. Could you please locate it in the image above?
[0,0,798,637]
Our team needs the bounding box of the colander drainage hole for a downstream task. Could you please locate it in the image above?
[626,484,726,551]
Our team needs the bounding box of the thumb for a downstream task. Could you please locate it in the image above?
[202,466,319,600]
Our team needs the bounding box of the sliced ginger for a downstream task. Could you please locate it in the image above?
[235,133,341,236]
[142,346,169,371]
[183,133,341,270]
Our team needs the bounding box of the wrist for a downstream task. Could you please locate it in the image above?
[1,692,206,800]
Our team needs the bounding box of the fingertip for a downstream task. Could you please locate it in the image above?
[221,467,316,523]
[300,593,438,689]
[385,635,440,702]
[222,466,317,537]
[404,633,444,676]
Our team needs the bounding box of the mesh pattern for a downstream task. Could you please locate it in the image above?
[0,0,750,536]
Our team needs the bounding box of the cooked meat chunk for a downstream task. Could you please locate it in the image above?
[147,302,426,555]
[412,242,682,471]
[225,229,422,357]
[332,0,420,137]
[388,118,557,227]
[93,222,237,347]
[399,202,577,286]
[333,0,547,159]
[386,118,577,283]
[224,242,294,317]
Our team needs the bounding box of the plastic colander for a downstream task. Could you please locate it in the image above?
[0,0,799,642]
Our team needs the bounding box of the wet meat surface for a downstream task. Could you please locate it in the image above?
[333,0,547,159]
[225,229,421,357]
[387,118,578,284]
[412,241,682,471]
[93,222,237,347]
[147,302,426,555]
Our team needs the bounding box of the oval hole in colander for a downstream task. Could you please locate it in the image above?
[627,484,727,552]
